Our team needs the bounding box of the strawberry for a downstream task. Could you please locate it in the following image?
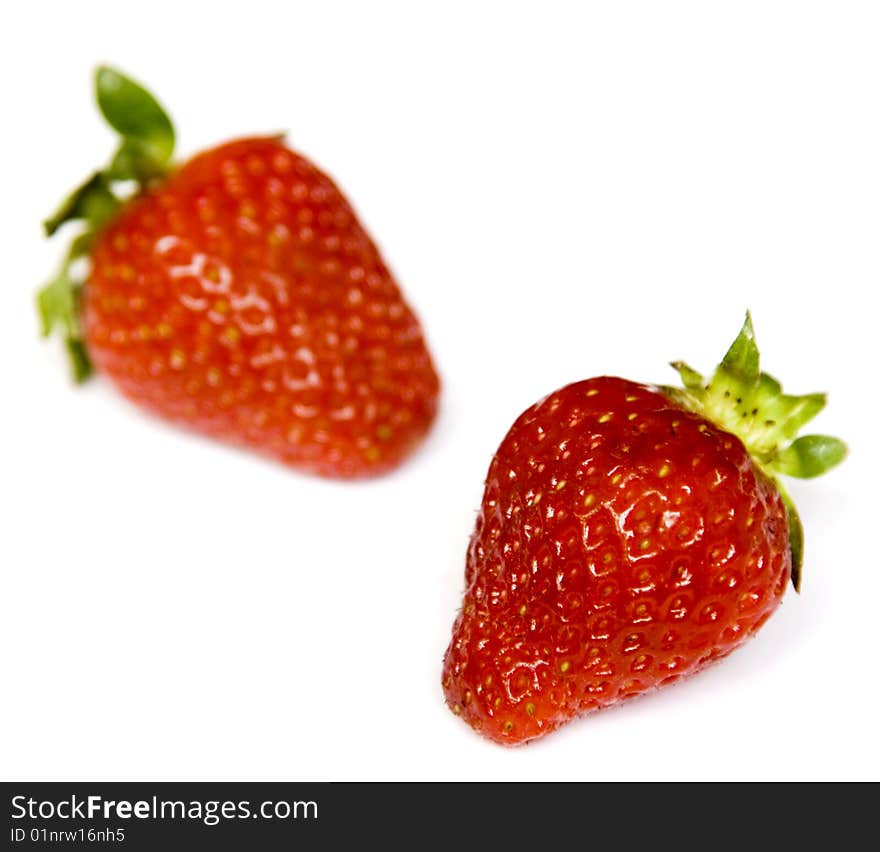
[38,67,439,478]
[442,315,845,745]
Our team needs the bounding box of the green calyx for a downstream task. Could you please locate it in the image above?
[37,67,177,381]
[663,312,847,592]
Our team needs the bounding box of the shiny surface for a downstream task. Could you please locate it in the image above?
[84,137,440,478]
[443,377,790,745]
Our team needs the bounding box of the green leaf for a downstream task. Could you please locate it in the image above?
[106,139,169,182]
[38,233,95,335]
[37,256,93,382]
[756,371,782,398]
[37,268,78,338]
[43,172,118,236]
[744,385,826,448]
[774,393,827,441]
[775,482,804,592]
[774,435,848,479]
[65,339,93,383]
[68,231,95,261]
[670,360,704,391]
[784,492,804,593]
[95,66,175,163]
[720,311,759,384]
[39,65,176,387]
[664,312,846,592]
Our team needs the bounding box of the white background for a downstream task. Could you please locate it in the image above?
[1,1,877,781]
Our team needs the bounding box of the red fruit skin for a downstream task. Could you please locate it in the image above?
[83,137,439,478]
[442,377,790,745]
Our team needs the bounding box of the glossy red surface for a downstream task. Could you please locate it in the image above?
[443,377,790,744]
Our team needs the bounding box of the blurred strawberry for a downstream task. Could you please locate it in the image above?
[39,67,439,478]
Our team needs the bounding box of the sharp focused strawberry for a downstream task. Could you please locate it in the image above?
[38,67,439,478]
[442,315,845,745]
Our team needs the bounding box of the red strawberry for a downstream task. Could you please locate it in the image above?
[38,67,439,478]
[442,315,845,745]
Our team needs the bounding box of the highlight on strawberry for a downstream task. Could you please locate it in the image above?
[442,314,845,745]
[38,67,440,478]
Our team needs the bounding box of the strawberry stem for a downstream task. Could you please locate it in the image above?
[662,312,846,590]
[37,66,176,381]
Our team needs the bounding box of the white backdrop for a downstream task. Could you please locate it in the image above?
[1,0,876,780]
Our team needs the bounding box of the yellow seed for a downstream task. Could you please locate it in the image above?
[586,388,600,397]
[658,464,671,478]
[598,412,613,423]
[526,703,536,717]
[560,661,571,673]
[583,493,596,509]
